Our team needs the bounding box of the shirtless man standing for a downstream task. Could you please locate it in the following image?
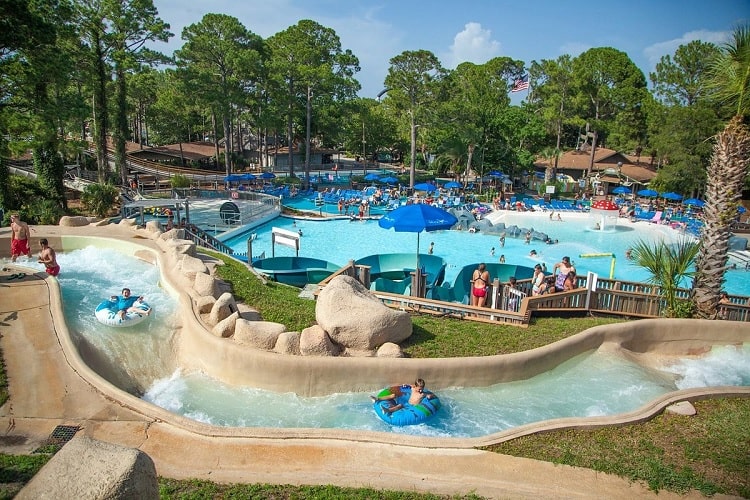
[38,238,60,276]
[10,214,32,262]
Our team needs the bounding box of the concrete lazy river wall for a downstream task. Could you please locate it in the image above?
[3,221,749,449]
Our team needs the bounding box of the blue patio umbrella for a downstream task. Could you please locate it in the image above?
[682,198,704,207]
[239,173,256,181]
[378,204,458,281]
[413,182,437,192]
[612,186,631,195]
[444,181,462,189]
[487,170,504,177]
[380,176,398,184]
[224,174,243,182]
[637,189,658,197]
[661,192,683,201]
[259,172,276,179]
[364,173,381,181]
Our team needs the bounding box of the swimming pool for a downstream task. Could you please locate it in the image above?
[222,211,750,296]
[37,245,750,438]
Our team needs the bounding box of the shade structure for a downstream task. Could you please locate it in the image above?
[413,182,437,192]
[612,186,631,195]
[380,176,398,184]
[637,189,658,197]
[661,192,683,201]
[444,181,462,189]
[364,173,381,181]
[487,170,504,177]
[239,173,256,181]
[259,172,276,179]
[378,204,458,288]
[682,198,704,207]
[224,174,243,182]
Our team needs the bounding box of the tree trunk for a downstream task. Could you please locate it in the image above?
[304,85,312,190]
[92,32,108,183]
[287,79,295,178]
[409,110,416,188]
[114,64,128,186]
[692,116,750,318]
[211,111,220,170]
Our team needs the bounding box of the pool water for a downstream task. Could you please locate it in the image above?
[222,212,750,296]
[30,246,750,438]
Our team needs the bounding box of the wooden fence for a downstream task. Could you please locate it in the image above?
[315,263,750,325]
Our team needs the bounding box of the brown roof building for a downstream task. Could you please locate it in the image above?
[534,148,658,188]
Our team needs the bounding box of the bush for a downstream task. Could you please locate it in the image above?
[81,183,119,218]
[170,174,191,189]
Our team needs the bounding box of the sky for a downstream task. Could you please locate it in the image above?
[151,0,748,100]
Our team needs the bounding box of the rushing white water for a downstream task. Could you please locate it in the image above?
[20,245,749,438]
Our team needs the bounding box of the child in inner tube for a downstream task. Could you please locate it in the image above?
[370,378,435,414]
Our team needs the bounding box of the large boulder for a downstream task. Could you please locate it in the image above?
[316,275,412,350]
[17,436,158,500]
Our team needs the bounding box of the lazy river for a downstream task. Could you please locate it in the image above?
[24,245,750,438]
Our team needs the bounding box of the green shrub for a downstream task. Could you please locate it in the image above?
[81,183,119,218]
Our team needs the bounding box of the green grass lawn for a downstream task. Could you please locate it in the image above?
[0,251,746,499]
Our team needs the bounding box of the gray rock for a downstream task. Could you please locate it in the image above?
[207,292,238,325]
[193,272,219,299]
[274,331,301,355]
[17,435,158,500]
[376,342,404,358]
[211,311,238,338]
[233,319,286,350]
[194,295,216,314]
[299,325,339,356]
[316,275,412,350]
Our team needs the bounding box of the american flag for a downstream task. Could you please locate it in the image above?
[511,74,529,92]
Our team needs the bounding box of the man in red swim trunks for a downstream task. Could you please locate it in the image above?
[10,214,32,262]
[37,238,60,276]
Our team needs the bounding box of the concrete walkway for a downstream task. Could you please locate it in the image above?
[0,230,701,499]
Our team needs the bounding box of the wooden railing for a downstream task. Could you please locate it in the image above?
[314,263,750,325]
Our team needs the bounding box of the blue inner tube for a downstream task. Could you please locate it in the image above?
[372,385,441,426]
[94,299,152,328]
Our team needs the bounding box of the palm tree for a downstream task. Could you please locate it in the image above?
[692,24,750,318]
[630,238,699,318]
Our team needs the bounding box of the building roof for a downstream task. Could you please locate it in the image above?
[534,148,657,183]
[127,141,217,161]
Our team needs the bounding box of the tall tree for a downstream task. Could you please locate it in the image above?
[107,0,171,185]
[692,24,750,318]
[1,0,77,208]
[267,20,359,187]
[571,47,649,174]
[175,14,262,180]
[648,41,724,195]
[384,50,445,187]
[529,55,575,174]
[435,57,521,184]
[650,40,720,107]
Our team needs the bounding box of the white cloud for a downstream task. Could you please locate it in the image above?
[444,22,501,69]
[643,29,730,70]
